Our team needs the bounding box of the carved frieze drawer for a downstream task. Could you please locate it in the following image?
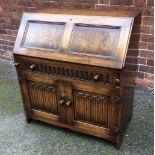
[14,56,120,87]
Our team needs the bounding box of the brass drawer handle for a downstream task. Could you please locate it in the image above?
[59,99,65,105]
[66,100,72,107]
[29,64,36,70]
[115,78,120,88]
[93,74,100,82]
[13,62,19,67]
[59,93,66,105]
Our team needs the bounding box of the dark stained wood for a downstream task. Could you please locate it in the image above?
[13,9,138,149]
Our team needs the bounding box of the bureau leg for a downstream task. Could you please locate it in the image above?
[116,134,122,150]
[128,116,132,122]
[116,140,121,150]
[26,118,32,124]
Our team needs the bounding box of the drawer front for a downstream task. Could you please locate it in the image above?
[14,55,120,88]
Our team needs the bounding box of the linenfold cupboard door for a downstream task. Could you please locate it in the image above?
[63,80,119,129]
[19,75,68,123]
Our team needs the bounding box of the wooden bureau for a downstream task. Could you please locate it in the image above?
[13,9,139,148]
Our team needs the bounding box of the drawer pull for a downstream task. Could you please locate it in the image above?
[115,78,120,88]
[13,62,19,67]
[93,74,100,82]
[66,100,72,107]
[29,64,36,70]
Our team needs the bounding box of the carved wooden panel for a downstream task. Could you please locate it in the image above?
[18,57,114,86]
[73,90,109,127]
[27,80,58,114]
[69,25,121,59]
[21,21,65,51]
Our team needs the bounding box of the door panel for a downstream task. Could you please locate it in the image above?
[69,24,121,59]
[73,89,109,127]
[22,21,65,52]
[22,75,67,123]
[27,80,58,114]
[64,81,119,129]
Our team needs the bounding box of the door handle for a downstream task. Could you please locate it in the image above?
[93,74,100,82]
[29,64,36,70]
[59,93,66,105]
[66,100,72,107]
[59,99,65,105]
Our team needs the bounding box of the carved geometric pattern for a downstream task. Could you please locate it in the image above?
[22,60,112,85]
[73,90,109,126]
[69,25,120,58]
[22,21,65,51]
[27,81,58,114]
[28,81,56,91]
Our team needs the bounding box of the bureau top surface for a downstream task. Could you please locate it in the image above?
[13,9,139,69]
[33,8,139,17]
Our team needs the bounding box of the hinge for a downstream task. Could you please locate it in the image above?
[115,96,121,104]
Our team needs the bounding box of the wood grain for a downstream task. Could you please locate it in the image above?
[22,21,65,51]
[69,25,120,59]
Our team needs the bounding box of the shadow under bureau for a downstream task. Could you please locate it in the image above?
[13,9,139,149]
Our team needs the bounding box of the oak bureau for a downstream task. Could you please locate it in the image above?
[13,9,139,148]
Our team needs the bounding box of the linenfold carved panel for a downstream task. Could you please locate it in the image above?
[69,25,121,59]
[73,90,109,126]
[21,21,65,51]
[27,81,58,114]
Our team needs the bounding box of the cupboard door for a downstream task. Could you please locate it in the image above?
[27,80,58,115]
[73,89,109,127]
[64,80,118,129]
[22,75,67,122]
